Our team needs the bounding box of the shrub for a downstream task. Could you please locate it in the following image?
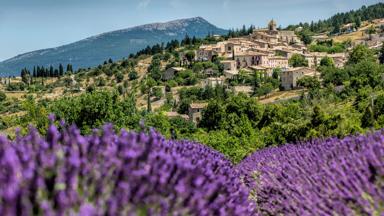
[128,71,138,80]
[0,91,6,102]
[115,72,124,83]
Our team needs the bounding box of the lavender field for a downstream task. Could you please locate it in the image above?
[0,120,383,215]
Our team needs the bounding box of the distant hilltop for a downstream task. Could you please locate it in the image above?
[0,17,227,77]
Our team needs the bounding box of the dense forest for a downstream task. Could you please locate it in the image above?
[286,3,384,34]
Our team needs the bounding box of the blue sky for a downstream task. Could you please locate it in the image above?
[0,0,381,61]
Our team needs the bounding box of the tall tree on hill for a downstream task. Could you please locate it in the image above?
[355,16,362,28]
[21,68,30,85]
[49,66,54,77]
[59,64,64,76]
[66,64,73,73]
[379,43,384,64]
[54,69,59,77]
[185,51,196,67]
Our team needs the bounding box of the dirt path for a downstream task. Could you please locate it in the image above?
[258,89,304,104]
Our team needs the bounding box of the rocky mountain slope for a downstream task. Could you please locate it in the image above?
[0,17,227,77]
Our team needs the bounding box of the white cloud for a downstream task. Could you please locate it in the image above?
[137,0,151,9]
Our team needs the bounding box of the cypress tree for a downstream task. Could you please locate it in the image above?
[49,66,54,77]
[379,43,384,64]
[59,64,64,76]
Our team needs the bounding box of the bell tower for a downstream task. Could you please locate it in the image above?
[268,19,277,31]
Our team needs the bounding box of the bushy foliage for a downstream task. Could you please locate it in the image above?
[309,40,349,54]
[0,91,6,102]
[49,91,138,134]
[347,45,376,65]
[289,54,308,67]
[238,131,384,215]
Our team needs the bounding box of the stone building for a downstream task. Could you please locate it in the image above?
[202,77,225,88]
[188,103,208,124]
[165,112,189,121]
[280,67,317,90]
[250,20,301,45]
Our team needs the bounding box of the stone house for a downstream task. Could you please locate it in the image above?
[221,60,237,71]
[202,76,225,88]
[235,51,269,69]
[165,112,189,121]
[265,56,289,69]
[188,103,208,124]
[233,86,253,96]
[280,67,317,90]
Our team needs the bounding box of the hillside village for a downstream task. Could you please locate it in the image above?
[160,19,383,124]
[1,12,384,141]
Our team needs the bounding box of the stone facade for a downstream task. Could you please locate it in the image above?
[280,67,317,90]
[188,103,208,124]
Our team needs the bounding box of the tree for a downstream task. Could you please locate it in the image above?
[299,30,313,45]
[361,105,375,128]
[59,64,64,76]
[21,68,30,85]
[200,100,226,131]
[129,71,138,80]
[379,43,384,64]
[115,72,124,83]
[320,56,335,67]
[289,54,308,67]
[152,87,164,100]
[66,64,73,72]
[0,91,6,102]
[185,51,196,66]
[145,77,156,113]
[355,16,362,28]
[347,45,376,65]
[272,68,281,80]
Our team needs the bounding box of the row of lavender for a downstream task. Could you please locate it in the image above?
[1,119,383,215]
[0,119,254,215]
[238,131,384,215]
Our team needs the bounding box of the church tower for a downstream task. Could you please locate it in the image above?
[268,19,277,31]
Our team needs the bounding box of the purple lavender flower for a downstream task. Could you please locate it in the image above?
[238,131,384,215]
[0,122,254,215]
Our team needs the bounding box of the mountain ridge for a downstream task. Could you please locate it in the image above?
[0,17,227,77]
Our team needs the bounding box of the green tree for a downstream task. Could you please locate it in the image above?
[129,71,138,80]
[347,45,376,65]
[299,30,313,45]
[115,72,124,83]
[320,56,335,67]
[59,64,64,76]
[379,43,384,64]
[361,105,375,128]
[185,51,196,66]
[355,16,362,28]
[152,87,164,100]
[297,76,320,89]
[200,100,226,131]
[289,54,308,67]
[0,91,6,102]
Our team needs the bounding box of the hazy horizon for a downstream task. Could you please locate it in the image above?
[0,0,381,61]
